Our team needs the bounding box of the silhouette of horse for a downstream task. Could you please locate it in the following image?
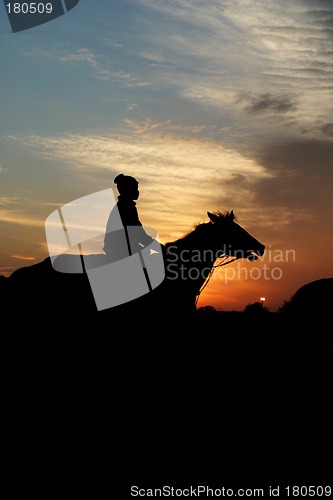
[161,210,265,317]
[283,278,333,392]
[2,210,265,326]
[1,210,265,392]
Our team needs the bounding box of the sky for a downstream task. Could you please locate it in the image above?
[1,0,332,312]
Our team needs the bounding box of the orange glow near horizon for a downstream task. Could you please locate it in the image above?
[1,200,332,313]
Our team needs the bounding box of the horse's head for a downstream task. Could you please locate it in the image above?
[207,210,265,261]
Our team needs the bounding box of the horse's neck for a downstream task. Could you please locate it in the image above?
[165,229,219,294]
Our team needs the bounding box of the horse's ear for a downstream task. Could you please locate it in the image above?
[207,211,218,223]
[229,210,237,222]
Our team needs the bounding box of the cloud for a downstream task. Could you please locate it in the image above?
[136,0,333,141]
[0,209,44,227]
[7,123,270,184]
[19,1,333,146]
[320,123,333,137]
[123,118,208,134]
[10,122,331,239]
[0,196,50,227]
[238,92,297,115]
[0,196,20,205]
[57,47,98,66]
[6,121,273,241]
[27,47,153,87]
[12,255,36,261]
[251,137,333,214]
[139,50,166,63]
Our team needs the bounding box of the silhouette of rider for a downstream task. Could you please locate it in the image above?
[103,173,154,258]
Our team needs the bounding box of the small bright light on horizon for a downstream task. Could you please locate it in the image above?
[260,297,266,302]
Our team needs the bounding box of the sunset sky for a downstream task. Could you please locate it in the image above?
[1,0,332,312]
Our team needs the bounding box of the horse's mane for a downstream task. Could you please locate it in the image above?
[165,210,235,247]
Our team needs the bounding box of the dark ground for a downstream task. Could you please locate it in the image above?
[2,310,332,497]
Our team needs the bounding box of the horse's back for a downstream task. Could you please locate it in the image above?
[288,278,332,340]
[291,277,332,309]
[284,278,333,391]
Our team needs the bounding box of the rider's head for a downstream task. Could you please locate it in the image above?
[114,173,139,200]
